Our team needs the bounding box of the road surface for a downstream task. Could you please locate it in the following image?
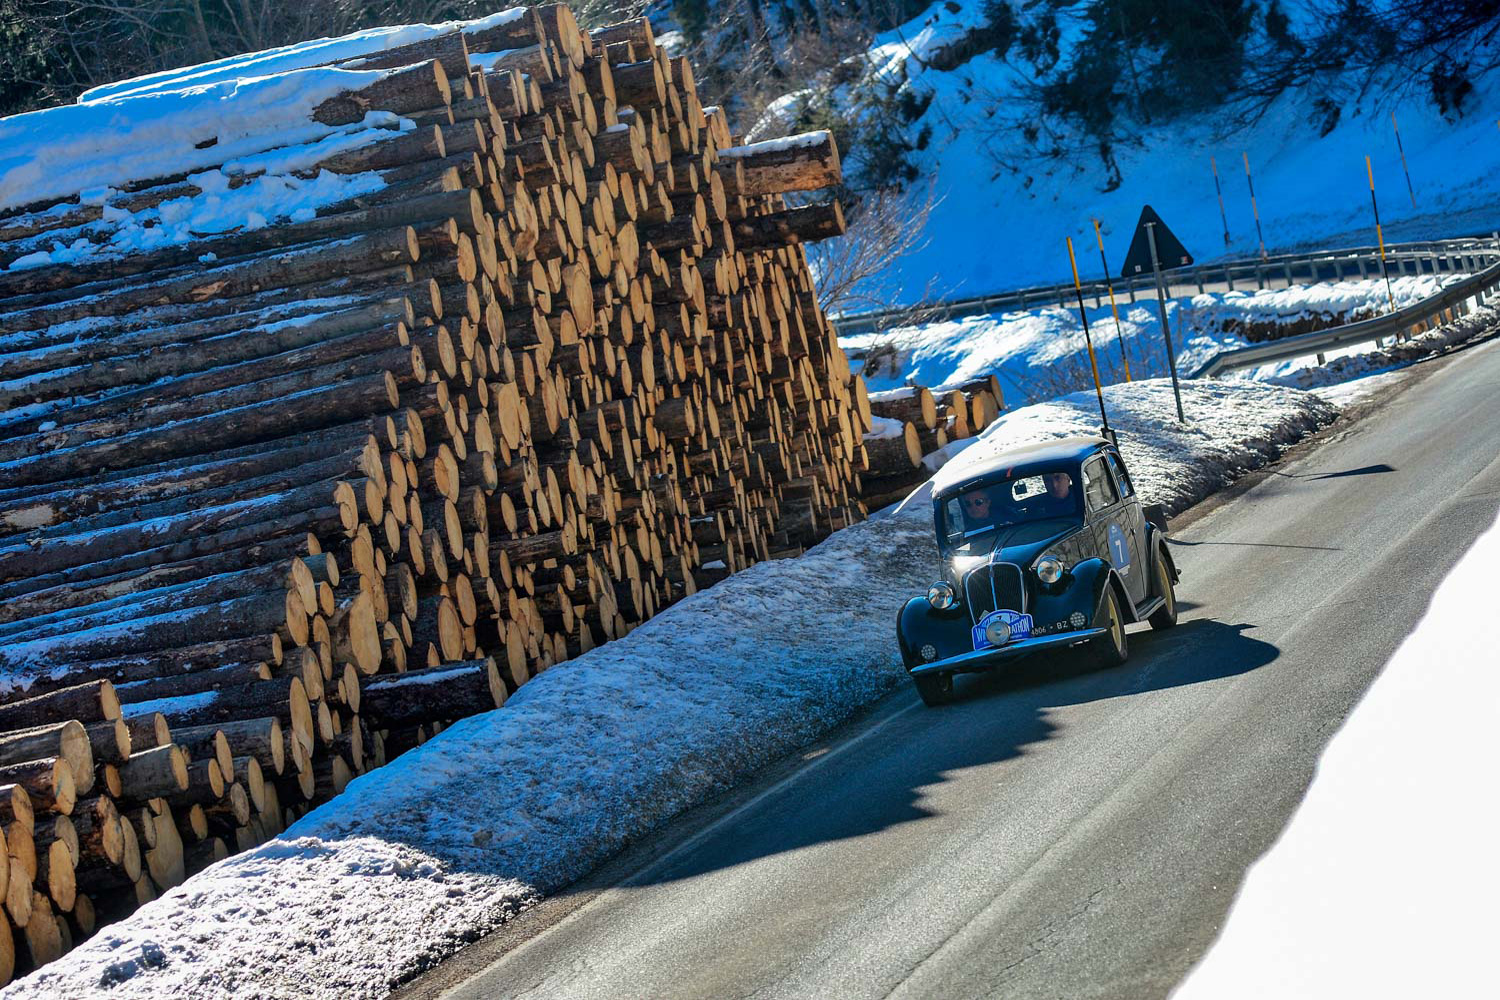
[402,334,1500,1000]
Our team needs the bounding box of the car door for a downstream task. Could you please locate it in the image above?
[1105,449,1151,603]
[1082,455,1146,605]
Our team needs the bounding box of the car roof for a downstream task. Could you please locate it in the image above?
[930,435,1109,501]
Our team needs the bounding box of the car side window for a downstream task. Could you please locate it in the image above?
[1082,457,1118,513]
[1105,452,1134,498]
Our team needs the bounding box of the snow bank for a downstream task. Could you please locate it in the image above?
[844,276,1446,408]
[1173,507,1500,1000]
[3,380,1334,1000]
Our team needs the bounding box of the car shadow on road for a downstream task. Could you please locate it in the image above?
[618,617,1278,889]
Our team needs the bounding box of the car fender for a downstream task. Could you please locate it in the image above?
[1061,557,1134,624]
[896,597,972,670]
[1146,524,1180,583]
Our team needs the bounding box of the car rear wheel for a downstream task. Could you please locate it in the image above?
[1087,586,1129,669]
[1148,555,1178,630]
[913,671,956,707]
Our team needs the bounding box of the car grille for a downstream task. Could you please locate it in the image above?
[964,562,1027,624]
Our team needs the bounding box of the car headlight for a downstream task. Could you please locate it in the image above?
[927,581,956,610]
[984,616,1012,647]
[1034,555,1066,584]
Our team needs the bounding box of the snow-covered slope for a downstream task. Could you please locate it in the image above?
[844,274,1451,407]
[3,379,1333,1000]
[767,2,1500,305]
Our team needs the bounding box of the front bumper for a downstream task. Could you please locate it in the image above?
[907,627,1108,676]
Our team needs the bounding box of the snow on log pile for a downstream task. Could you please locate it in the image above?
[0,378,1335,1000]
[0,5,871,983]
[858,376,1004,509]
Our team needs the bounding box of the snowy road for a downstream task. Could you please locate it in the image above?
[401,339,1500,1000]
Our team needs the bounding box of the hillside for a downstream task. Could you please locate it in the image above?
[723,0,1500,307]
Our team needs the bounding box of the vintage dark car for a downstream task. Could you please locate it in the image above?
[896,435,1180,706]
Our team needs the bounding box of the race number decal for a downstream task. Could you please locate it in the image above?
[1108,522,1132,575]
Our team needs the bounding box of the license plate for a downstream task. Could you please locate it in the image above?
[972,610,1033,650]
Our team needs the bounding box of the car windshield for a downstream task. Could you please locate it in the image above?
[938,469,1082,555]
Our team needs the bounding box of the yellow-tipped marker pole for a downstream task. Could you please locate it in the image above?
[1366,155,1397,312]
[1242,151,1268,259]
[1391,112,1416,209]
[1066,236,1111,437]
[1092,218,1133,381]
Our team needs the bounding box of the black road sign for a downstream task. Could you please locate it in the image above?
[1121,205,1193,276]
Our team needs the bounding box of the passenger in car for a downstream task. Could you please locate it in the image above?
[1032,472,1076,516]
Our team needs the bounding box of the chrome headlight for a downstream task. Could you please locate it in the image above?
[984,616,1012,647]
[1034,555,1066,584]
[927,581,956,610]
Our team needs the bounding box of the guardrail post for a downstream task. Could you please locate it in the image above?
[1255,265,1266,290]
[1225,265,1234,292]
[1284,262,1294,287]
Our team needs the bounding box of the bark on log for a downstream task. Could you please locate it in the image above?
[0,682,120,730]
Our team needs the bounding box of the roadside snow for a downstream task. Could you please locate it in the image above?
[3,380,1334,1000]
[845,276,1442,407]
[1173,506,1500,1000]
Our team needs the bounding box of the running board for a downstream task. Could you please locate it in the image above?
[1133,596,1165,622]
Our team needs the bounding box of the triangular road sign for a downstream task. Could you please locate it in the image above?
[1120,205,1193,276]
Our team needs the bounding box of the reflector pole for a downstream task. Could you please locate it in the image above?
[1092,218,1132,381]
[1390,112,1417,209]
[1242,151,1267,259]
[1211,156,1231,248]
[1144,223,1187,423]
[1366,155,1397,312]
[1066,236,1111,436]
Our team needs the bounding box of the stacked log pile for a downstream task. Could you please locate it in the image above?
[857,375,1005,509]
[0,5,871,982]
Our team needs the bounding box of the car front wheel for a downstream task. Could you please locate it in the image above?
[1149,555,1178,630]
[912,671,956,707]
[1086,586,1129,669]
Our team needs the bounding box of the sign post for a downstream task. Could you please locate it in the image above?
[1120,205,1192,423]
[1065,236,1112,437]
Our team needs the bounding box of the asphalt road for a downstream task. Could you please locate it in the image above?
[406,335,1500,1000]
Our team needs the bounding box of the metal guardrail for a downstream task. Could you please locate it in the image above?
[1191,255,1500,377]
[829,236,1500,338]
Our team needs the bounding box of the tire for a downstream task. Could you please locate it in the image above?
[1148,553,1179,631]
[1086,585,1129,669]
[912,671,956,707]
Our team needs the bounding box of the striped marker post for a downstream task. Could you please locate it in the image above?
[1242,152,1267,259]
[1092,218,1134,382]
[1391,112,1417,209]
[1066,236,1111,436]
[1211,156,1232,247]
[1366,155,1397,313]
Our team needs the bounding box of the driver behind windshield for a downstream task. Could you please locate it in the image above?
[959,487,997,529]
